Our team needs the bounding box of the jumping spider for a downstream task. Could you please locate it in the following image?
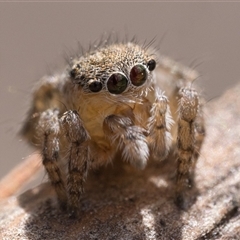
[21,40,205,217]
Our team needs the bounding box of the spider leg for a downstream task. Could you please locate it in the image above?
[147,91,173,161]
[175,87,200,208]
[39,109,68,210]
[191,101,205,185]
[103,115,149,169]
[61,110,90,218]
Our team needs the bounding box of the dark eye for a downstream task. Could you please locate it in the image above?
[70,64,80,78]
[70,68,77,78]
[89,81,102,92]
[147,59,156,71]
[107,73,128,94]
[130,64,147,86]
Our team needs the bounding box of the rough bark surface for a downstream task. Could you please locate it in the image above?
[1,83,240,240]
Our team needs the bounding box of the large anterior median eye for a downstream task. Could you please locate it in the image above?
[130,64,147,86]
[107,73,128,94]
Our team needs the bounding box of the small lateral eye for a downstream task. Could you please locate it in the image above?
[147,59,156,71]
[70,64,80,78]
[88,81,102,92]
[130,64,147,86]
[70,68,77,78]
[107,73,128,94]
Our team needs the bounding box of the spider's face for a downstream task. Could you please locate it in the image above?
[69,43,156,98]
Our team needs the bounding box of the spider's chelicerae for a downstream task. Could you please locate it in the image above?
[21,40,205,217]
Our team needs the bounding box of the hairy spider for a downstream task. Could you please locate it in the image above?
[21,40,205,217]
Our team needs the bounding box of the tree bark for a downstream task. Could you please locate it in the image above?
[1,83,240,240]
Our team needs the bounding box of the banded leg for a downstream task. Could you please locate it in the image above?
[175,88,200,207]
[39,109,67,209]
[147,91,173,161]
[103,115,148,169]
[61,110,90,217]
[193,103,205,161]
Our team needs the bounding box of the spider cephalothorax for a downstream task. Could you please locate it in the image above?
[69,43,156,96]
[21,41,205,217]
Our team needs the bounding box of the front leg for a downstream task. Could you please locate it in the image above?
[61,110,90,217]
[176,87,201,208]
[39,109,68,209]
[103,115,149,169]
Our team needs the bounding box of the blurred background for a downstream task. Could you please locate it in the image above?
[1,2,240,191]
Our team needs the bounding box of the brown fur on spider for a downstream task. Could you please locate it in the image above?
[21,40,205,218]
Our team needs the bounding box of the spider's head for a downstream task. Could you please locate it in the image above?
[69,43,156,101]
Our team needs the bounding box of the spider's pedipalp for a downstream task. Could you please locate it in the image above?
[147,91,173,161]
[103,115,149,169]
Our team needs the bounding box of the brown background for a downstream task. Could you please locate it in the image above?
[0,2,240,185]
